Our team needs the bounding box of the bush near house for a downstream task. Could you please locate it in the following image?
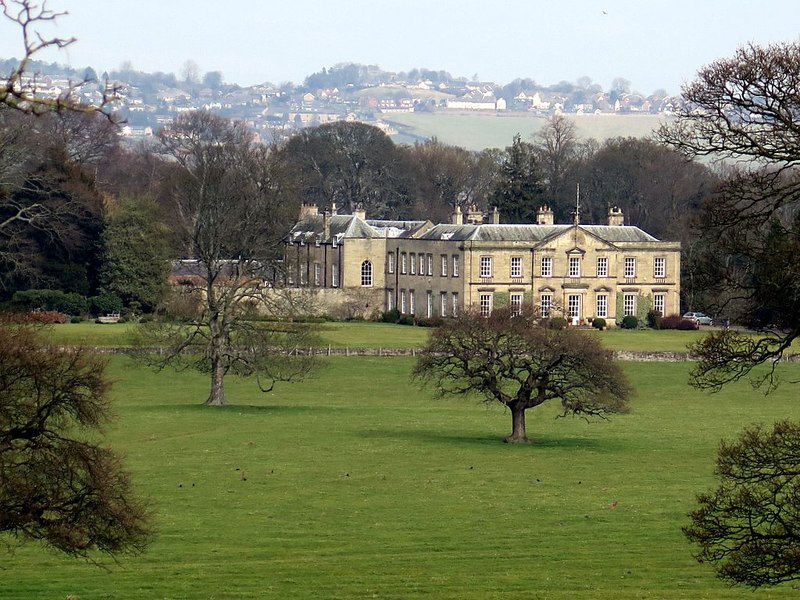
[592,317,607,329]
[621,315,639,329]
[660,314,700,330]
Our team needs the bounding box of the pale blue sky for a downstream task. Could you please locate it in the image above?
[1,0,798,95]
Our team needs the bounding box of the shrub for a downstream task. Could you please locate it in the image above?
[382,308,400,323]
[12,289,87,316]
[647,310,662,329]
[546,316,568,330]
[398,315,416,326]
[70,316,83,324]
[677,318,700,330]
[592,317,607,329]
[28,310,69,324]
[89,293,123,317]
[621,315,639,329]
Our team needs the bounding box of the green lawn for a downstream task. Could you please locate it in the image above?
[42,320,715,352]
[4,356,800,599]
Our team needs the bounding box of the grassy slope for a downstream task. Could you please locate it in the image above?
[384,112,670,150]
[3,355,799,599]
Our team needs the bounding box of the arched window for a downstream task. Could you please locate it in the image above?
[361,260,373,287]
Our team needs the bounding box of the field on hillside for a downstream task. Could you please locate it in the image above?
[384,112,670,150]
[4,354,800,599]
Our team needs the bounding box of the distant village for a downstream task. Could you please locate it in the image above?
[8,59,682,145]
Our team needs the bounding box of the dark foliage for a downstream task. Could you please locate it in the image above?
[684,421,800,587]
[0,322,153,558]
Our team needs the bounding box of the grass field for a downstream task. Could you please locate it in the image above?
[384,112,670,150]
[4,354,800,599]
[42,320,717,353]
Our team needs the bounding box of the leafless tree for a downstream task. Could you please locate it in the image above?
[134,112,318,406]
[658,42,800,388]
[413,307,631,443]
[0,1,118,116]
[0,320,153,559]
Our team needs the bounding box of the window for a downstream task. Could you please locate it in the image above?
[427,254,433,276]
[654,257,666,279]
[596,294,608,318]
[540,293,552,318]
[361,260,373,287]
[653,293,665,316]
[331,264,338,287]
[452,292,459,317]
[597,257,608,278]
[400,253,407,274]
[510,256,523,279]
[440,292,447,317]
[624,293,636,316]
[388,252,395,274]
[410,253,416,275]
[400,290,407,314]
[569,256,581,277]
[441,255,448,277]
[386,289,393,311]
[426,290,433,318]
[510,292,523,316]
[568,294,581,320]
[624,257,637,279]
[314,263,321,286]
[541,256,552,277]
[452,255,460,277]
[480,256,493,278]
[479,292,493,317]
[409,289,415,314]
[419,254,425,276]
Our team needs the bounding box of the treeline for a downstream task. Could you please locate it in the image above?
[0,110,716,315]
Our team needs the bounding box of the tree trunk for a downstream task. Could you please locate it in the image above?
[504,403,530,444]
[205,312,227,407]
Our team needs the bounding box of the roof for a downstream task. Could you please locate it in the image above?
[287,215,431,243]
[418,223,660,244]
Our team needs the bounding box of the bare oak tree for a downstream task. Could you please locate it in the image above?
[0,321,153,558]
[134,112,317,406]
[413,307,631,443]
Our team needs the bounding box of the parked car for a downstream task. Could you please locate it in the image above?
[683,312,713,326]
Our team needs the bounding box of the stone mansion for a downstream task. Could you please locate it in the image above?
[284,203,681,325]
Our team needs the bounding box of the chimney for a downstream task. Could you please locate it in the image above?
[536,205,554,226]
[466,204,483,224]
[330,202,338,214]
[299,203,319,219]
[353,202,366,221]
[323,210,330,241]
[490,206,500,224]
[452,205,463,225]
[608,206,624,226]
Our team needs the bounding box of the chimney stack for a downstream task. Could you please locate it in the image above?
[608,206,624,226]
[466,204,483,224]
[490,206,500,224]
[323,210,330,241]
[536,205,554,226]
[299,203,319,219]
[353,202,366,221]
[452,205,463,225]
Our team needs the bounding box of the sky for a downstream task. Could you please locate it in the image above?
[0,0,798,95]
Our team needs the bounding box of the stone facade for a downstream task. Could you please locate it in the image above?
[285,204,681,325]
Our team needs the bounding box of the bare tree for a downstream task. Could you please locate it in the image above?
[658,42,800,388]
[0,1,117,115]
[684,421,800,587]
[134,112,317,406]
[0,320,153,559]
[413,307,631,443]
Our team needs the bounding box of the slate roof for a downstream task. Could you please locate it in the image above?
[417,223,660,244]
[287,215,430,243]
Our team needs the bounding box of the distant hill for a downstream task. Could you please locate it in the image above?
[382,113,670,151]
